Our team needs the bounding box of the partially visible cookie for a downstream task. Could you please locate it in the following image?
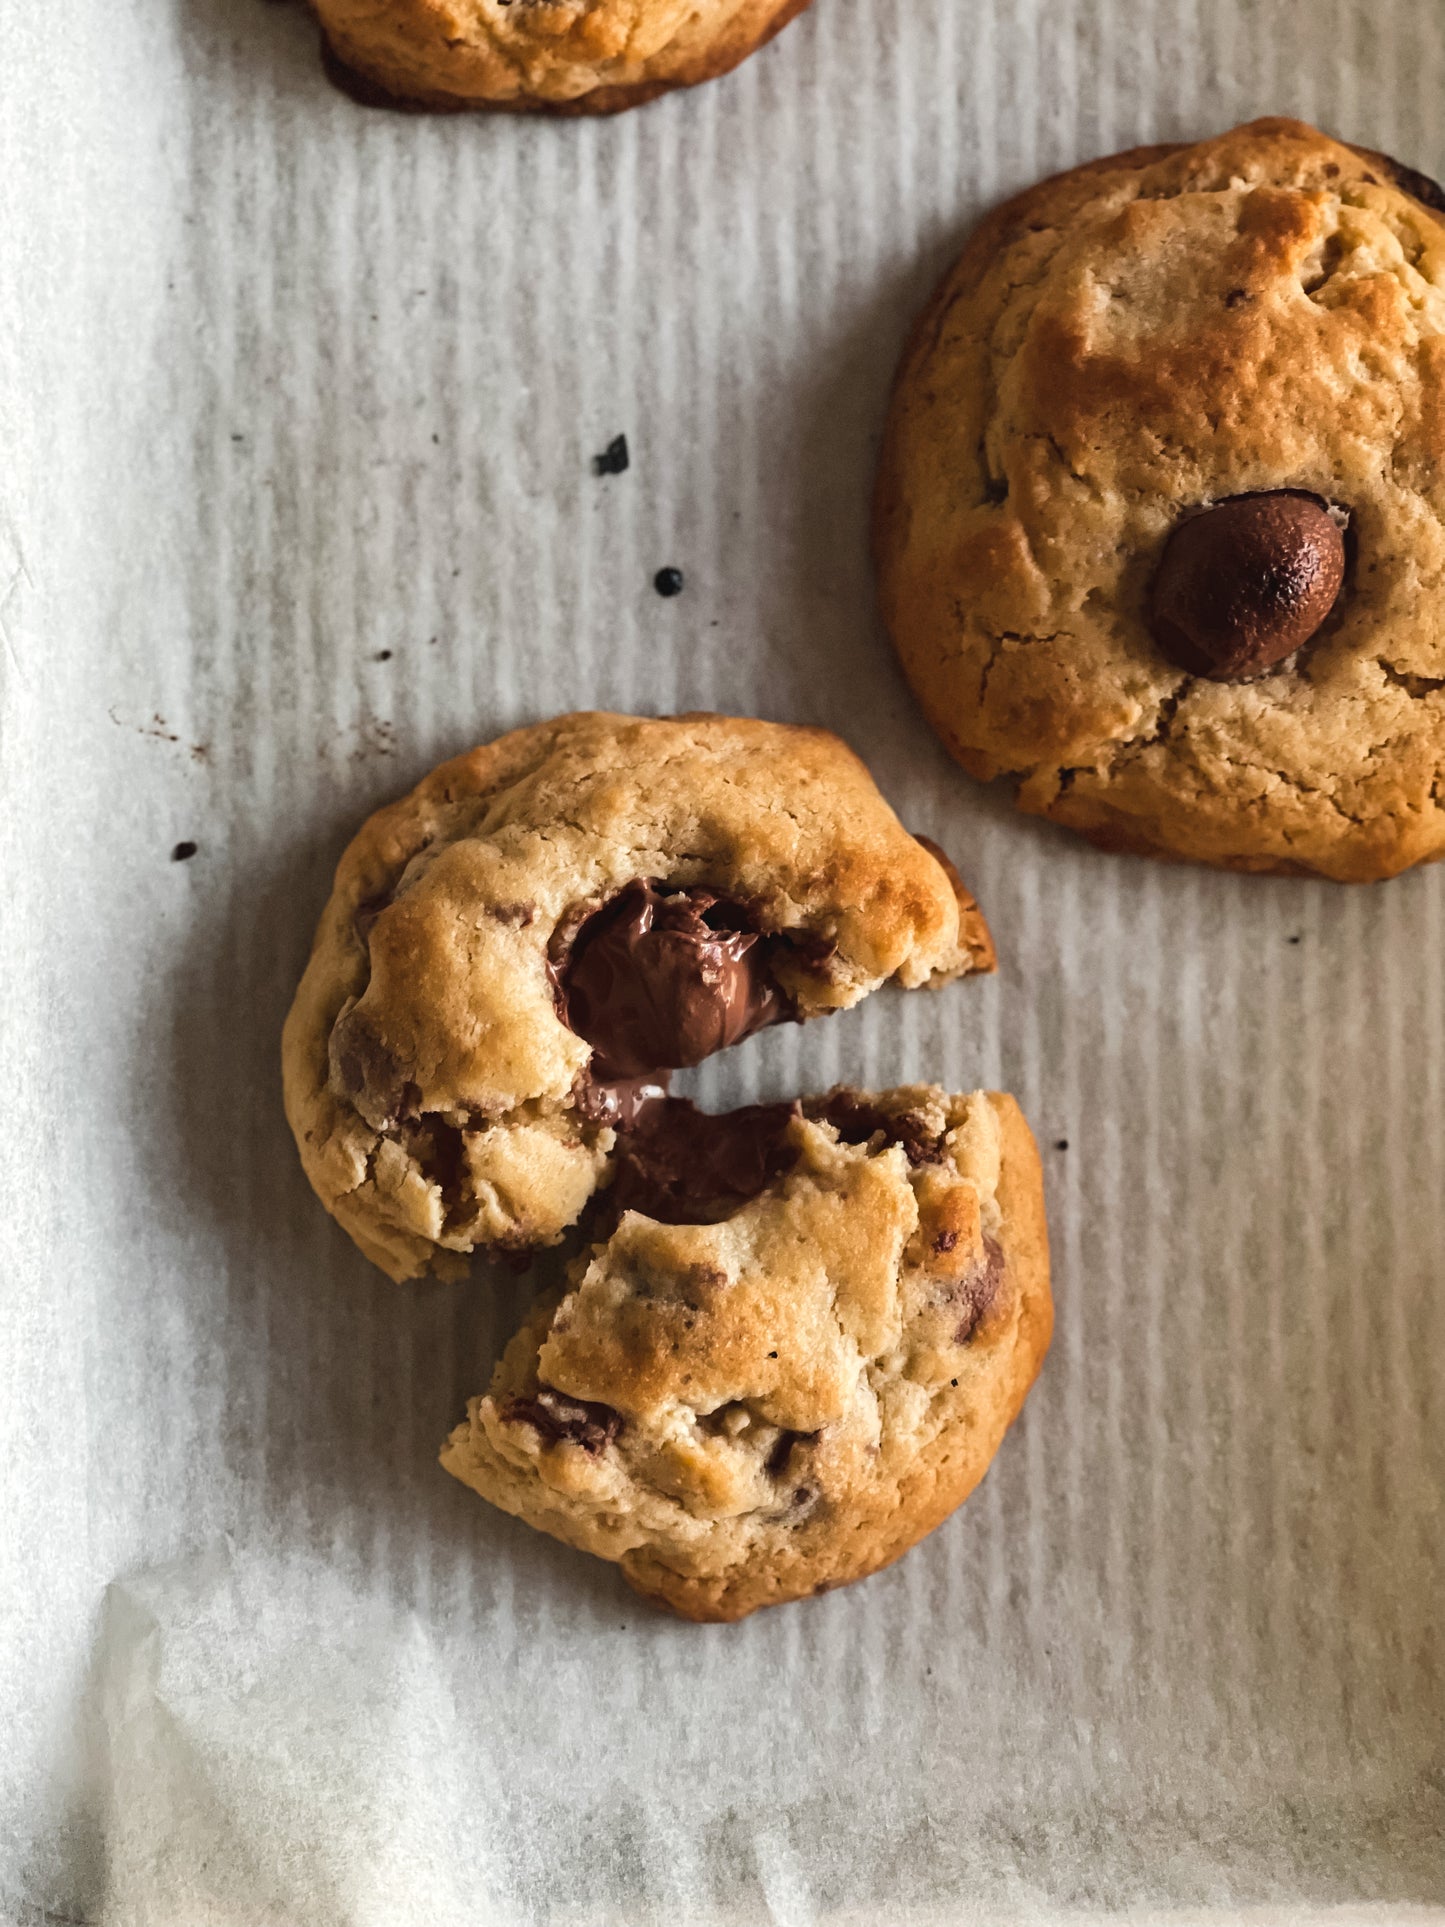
[875,118,1445,881]
[282,712,994,1282]
[314,0,813,115]
[442,1085,1051,1621]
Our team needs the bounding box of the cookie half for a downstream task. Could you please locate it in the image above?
[442,1085,1051,1621]
[875,118,1445,882]
[282,711,994,1282]
[315,0,813,115]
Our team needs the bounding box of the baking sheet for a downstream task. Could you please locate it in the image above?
[2,0,1443,1920]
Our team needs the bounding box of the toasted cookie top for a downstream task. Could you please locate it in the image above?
[283,712,994,1281]
[442,1087,1051,1620]
[876,118,1445,881]
[316,0,811,112]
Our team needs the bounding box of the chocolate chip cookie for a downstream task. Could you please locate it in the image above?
[875,118,1445,881]
[314,0,813,115]
[442,1084,1050,1621]
[282,711,994,1283]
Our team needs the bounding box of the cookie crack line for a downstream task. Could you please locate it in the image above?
[283,714,1049,1621]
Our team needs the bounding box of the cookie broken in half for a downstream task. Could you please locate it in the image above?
[282,710,1049,1617]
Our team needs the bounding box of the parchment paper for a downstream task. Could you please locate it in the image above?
[2,0,1442,1920]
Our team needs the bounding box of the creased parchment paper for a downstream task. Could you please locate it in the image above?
[1,0,1442,1920]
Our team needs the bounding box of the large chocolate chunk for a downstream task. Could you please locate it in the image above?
[560,881,785,1079]
[1148,491,1347,681]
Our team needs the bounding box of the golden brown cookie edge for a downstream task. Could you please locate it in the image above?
[315,0,813,117]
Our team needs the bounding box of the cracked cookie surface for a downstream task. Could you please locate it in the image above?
[442,1086,1051,1621]
[314,0,813,114]
[875,118,1445,881]
[282,711,994,1282]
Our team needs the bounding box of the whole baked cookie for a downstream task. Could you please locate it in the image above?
[282,712,994,1283]
[314,0,813,115]
[875,118,1445,881]
[442,1085,1050,1621]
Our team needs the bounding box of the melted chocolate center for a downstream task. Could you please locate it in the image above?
[560,881,784,1081]
[607,1097,802,1225]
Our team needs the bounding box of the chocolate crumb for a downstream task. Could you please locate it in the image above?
[1054,1138,1069,1151]
[1224,287,1251,308]
[934,1228,960,1254]
[375,649,393,662]
[593,434,629,476]
[171,841,197,862]
[654,567,685,598]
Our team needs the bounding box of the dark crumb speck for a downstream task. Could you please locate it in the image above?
[375,649,393,661]
[768,1351,778,1360]
[1287,935,1302,945]
[593,434,629,477]
[654,566,685,598]
[1054,1138,1069,1152]
[172,841,198,862]
[950,1378,958,1388]
[1224,287,1251,309]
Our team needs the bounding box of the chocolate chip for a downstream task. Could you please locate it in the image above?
[1148,492,1347,681]
[171,841,197,861]
[505,1390,623,1454]
[653,567,685,598]
[954,1236,1005,1344]
[328,1014,420,1127]
[560,881,784,1080]
[593,434,629,476]
[808,1091,944,1165]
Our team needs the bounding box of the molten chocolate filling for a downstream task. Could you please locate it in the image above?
[559,880,786,1080]
[606,1098,802,1225]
